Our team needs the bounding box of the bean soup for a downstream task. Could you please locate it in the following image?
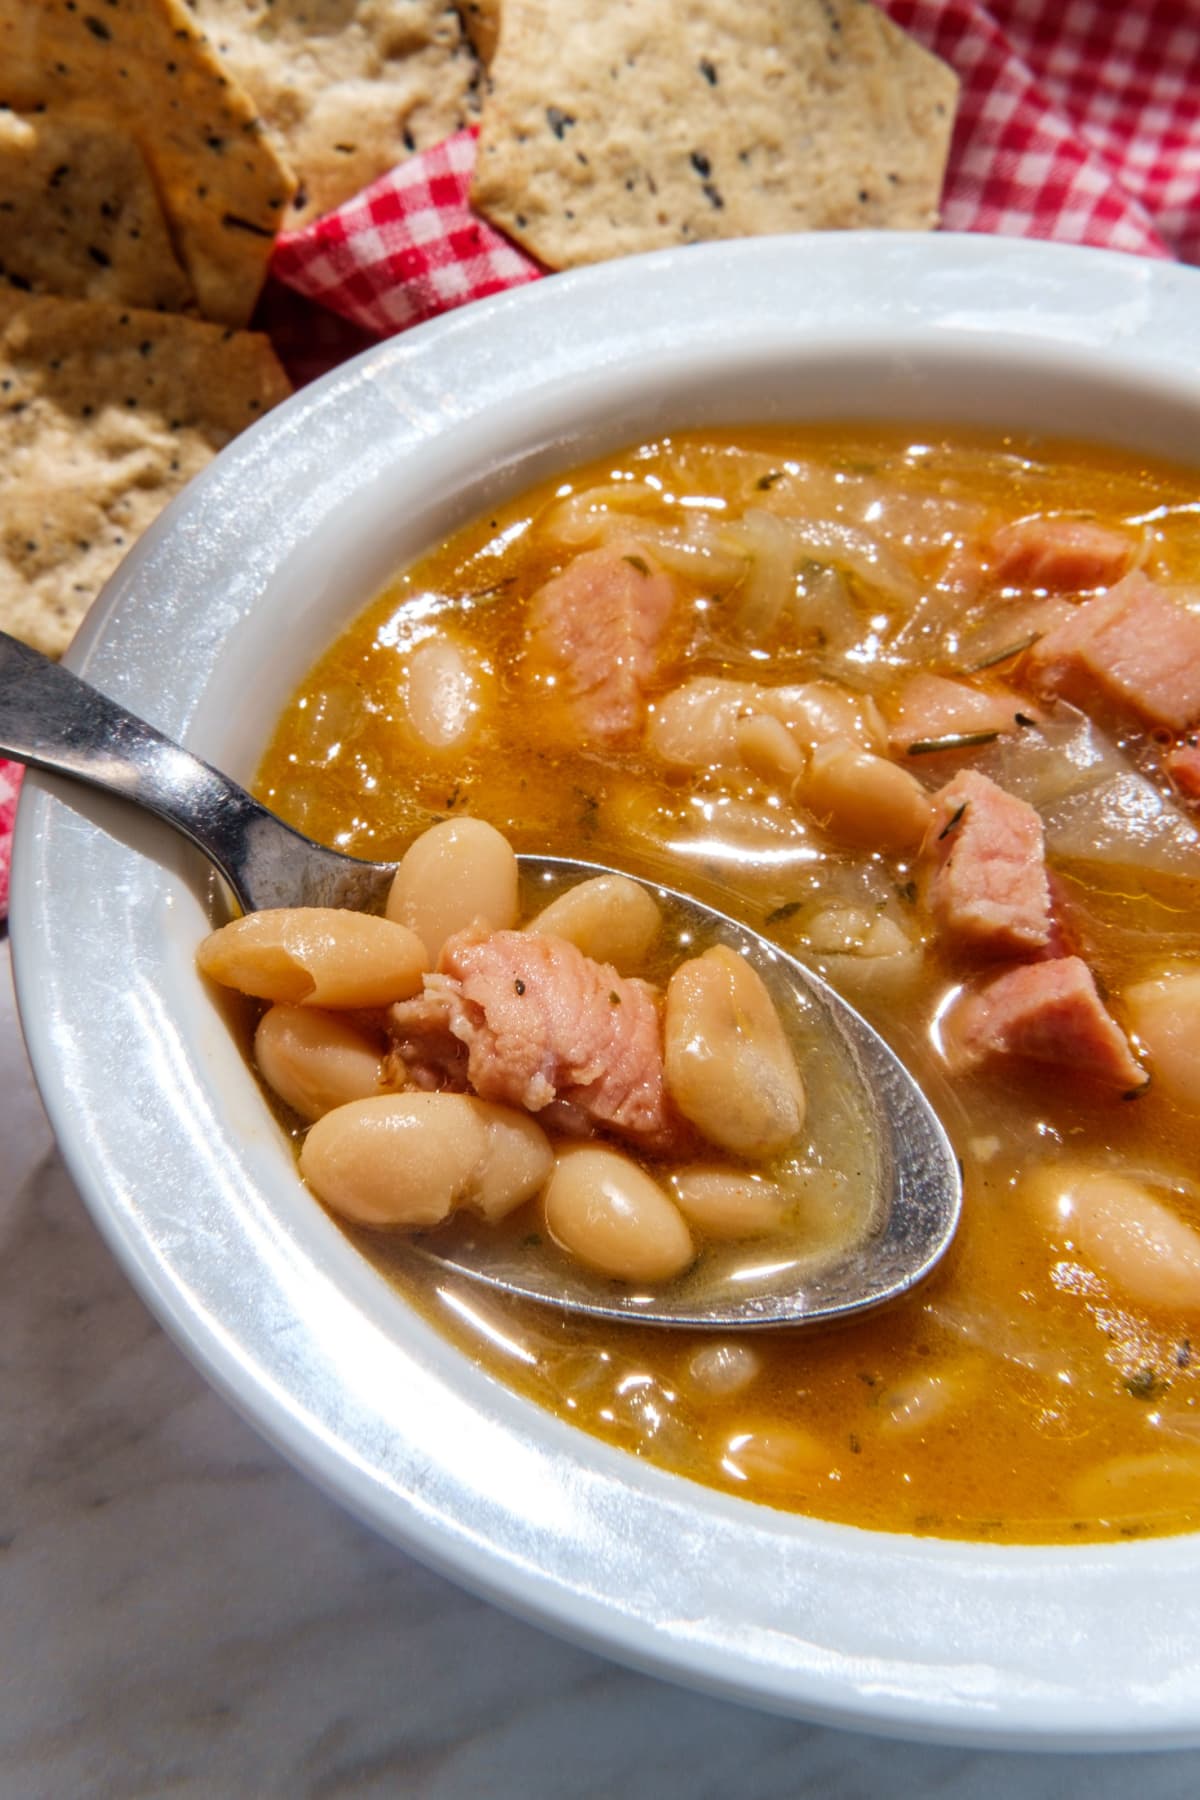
[217,424,1200,1543]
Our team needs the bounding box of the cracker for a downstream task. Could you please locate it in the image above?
[189,0,480,228]
[0,292,291,656]
[470,0,959,270]
[0,0,296,325]
[0,104,194,312]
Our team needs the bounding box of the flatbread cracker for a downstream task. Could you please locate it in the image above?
[0,104,194,312]
[471,0,959,270]
[190,0,480,228]
[1,292,291,656]
[0,0,296,325]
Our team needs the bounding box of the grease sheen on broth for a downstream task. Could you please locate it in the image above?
[256,425,1200,1544]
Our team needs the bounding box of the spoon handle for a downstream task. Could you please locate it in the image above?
[0,630,390,913]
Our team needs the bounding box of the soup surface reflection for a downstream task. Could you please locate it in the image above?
[256,426,1200,1543]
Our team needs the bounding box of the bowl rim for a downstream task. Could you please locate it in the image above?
[14,231,1200,1752]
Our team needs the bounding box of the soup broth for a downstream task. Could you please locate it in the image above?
[255,425,1200,1543]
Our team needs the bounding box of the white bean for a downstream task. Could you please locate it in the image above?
[646,677,749,768]
[877,1369,973,1436]
[1069,1451,1200,1521]
[301,1093,488,1227]
[1031,1165,1200,1313]
[861,915,915,957]
[803,906,924,998]
[404,635,485,750]
[735,713,805,782]
[386,818,518,960]
[254,1004,385,1122]
[197,908,428,1008]
[467,1101,554,1222]
[722,1425,826,1488]
[298,1091,552,1229]
[793,739,932,850]
[542,1145,694,1282]
[1123,969,1200,1112]
[684,1342,763,1399]
[647,676,881,772]
[664,945,805,1157]
[526,875,661,974]
[806,905,879,954]
[669,1167,787,1239]
[763,681,885,753]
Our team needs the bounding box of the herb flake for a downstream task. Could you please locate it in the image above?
[937,801,968,841]
[964,633,1041,673]
[906,730,1001,756]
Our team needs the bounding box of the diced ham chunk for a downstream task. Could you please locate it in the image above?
[923,769,1053,954]
[887,673,1036,753]
[987,517,1135,592]
[1026,572,1200,730]
[950,956,1146,1091]
[1166,741,1200,803]
[385,988,469,1093]
[388,928,683,1151]
[526,539,675,742]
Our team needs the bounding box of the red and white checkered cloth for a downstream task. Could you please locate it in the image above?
[4,0,1200,920]
[898,0,1200,260]
[272,127,543,344]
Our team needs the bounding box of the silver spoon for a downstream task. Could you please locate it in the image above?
[0,628,961,1329]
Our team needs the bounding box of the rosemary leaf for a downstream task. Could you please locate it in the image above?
[906,730,1001,756]
[963,633,1040,672]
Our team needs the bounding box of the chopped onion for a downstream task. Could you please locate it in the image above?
[972,705,1200,878]
[542,483,667,545]
[715,509,796,636]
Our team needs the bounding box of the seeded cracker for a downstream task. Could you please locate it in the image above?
[471,0,959,269]
[0,104,194,311]
[0,0,296,326]
[0,292,291,656]
[189,0,480,228]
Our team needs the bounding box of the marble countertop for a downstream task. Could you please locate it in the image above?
[6,934,1200,1799]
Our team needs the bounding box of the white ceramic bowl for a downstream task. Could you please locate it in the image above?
[14,234,1200,1751]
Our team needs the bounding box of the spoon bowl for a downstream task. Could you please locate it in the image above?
[1,626,961,1327]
